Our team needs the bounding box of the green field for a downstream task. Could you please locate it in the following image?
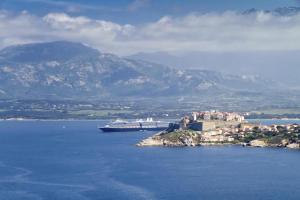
[69,109,133,117]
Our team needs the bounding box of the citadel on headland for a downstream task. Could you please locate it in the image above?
[138,110,300,149]
[179,111,244,131]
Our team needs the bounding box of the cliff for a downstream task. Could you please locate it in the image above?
[137,130,235,147]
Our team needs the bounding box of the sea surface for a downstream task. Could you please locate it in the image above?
[0,119,300,200]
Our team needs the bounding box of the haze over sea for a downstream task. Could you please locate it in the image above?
[0,119,300,200]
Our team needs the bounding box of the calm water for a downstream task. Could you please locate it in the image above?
[0,119,300,200]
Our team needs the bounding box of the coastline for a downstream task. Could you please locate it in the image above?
[137,134,300,149]
[2,117,300,123]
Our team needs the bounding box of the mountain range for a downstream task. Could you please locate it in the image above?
[0,41,280,100]
[243,6,300,16]
[128,50,300,87]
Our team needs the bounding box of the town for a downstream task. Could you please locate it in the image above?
[138,110,300,149]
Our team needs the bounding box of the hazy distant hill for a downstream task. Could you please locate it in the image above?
[0,41,277,100]
[128,50,300,87]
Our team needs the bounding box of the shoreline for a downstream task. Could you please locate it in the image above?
[0,118,178,122]
[137,140,300,151]
[137,136,300,149]
[0,119,109,122]
[1,117,300,121]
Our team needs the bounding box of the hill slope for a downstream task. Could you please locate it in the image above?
[0,41,276,100]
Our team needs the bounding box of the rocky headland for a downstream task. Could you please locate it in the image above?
[137,111,300,149]
[137,127,300,149]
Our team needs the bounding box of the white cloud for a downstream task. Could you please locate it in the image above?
[1,10,300,55]
[43,13,92,29]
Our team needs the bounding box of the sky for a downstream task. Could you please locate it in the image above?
[1,0,298,24]
[1,0,300,55]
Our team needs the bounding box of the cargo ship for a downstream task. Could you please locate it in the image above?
[99,118,170,132]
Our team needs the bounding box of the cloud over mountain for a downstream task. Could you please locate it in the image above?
[1,8,300,55]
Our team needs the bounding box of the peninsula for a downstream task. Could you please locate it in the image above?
[137,111,300,149]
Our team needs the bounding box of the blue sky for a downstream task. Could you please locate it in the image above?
[1,0,300,55]
[0,0,299,24]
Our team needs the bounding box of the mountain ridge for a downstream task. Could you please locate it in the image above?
[0,41,278,100]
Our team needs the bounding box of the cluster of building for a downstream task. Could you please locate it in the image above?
[198,123,300,144]
[177,111,245,132]
[200,129,235,143]
[172,111,300,144]
[191,110,244,122]
[197,123,247,143]
[239,123,300,135]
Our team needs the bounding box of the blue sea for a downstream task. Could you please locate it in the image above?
[0,119,300,200]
